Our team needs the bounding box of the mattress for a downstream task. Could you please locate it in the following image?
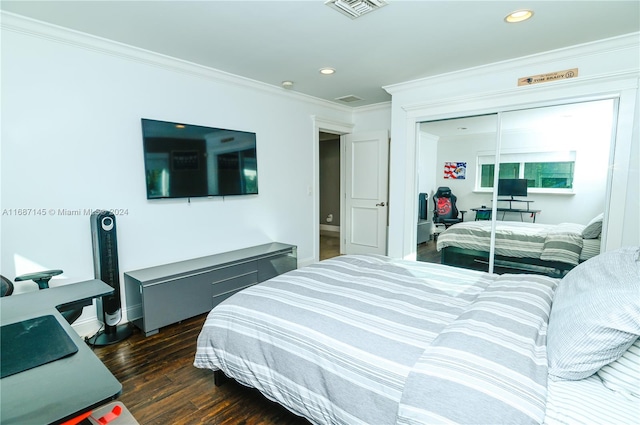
[195,255,558,424]
[437,221,587,266]
[544,375,640,425]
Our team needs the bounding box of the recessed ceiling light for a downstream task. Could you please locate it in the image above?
[504,9,534,23]
[175,124,185,129]
[319,67,336,75]
[281,81,294,89]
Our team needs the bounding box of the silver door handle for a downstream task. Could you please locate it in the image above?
[376,202,386,207]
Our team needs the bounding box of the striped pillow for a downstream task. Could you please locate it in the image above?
[582,213,604,239]
[547,246,640,380]
[596,337,640,397]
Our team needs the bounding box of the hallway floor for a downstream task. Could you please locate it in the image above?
[319,232,440,264]
[320,232,340,261]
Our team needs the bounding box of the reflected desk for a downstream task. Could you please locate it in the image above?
[0,280,122,425]
[471,207,541,223]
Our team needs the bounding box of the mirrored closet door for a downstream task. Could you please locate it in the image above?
[416,98,616,276]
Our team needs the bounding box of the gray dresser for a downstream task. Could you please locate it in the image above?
[124,242,297,336]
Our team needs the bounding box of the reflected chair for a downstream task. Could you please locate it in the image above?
[14,270,84,324]
[1,275,14,297]
[433,187,466,228]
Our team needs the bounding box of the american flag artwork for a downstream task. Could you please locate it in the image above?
[444,162,466,179]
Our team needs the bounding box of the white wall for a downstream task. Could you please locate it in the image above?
[385,33,640,259]
[0,15,357,332]
[353,103,391,132]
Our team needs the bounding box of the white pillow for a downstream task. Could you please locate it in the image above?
[547,246,640,381]
[582,213,604,239]
[596,337,640,397]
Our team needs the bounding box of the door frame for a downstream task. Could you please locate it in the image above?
[392,77,638,260]
[312,116,354,262]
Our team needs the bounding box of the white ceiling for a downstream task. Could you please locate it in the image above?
[2,1,639,107]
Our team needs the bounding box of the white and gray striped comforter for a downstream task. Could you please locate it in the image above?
[437,221,587,266]
[194,255,557,424]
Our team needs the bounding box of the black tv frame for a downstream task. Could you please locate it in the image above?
[141,118,258,199]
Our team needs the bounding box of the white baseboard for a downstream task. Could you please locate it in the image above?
[298,256,316,268]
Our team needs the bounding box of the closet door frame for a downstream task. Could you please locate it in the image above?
[402,77,638,261]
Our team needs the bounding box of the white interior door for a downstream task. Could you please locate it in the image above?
[343,130,389,255]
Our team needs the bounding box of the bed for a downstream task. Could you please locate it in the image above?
[436,213,604,276]
[194,246,640,424]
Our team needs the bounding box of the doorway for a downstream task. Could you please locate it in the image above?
[319,131,341,260]
[314,121,389,261]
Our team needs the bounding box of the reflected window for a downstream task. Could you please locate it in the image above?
[525,162,574,189]
[478,151,576,192]
[480,162,520,187]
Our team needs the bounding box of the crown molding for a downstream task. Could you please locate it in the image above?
[400,70,640,115]
[0,11,354,113]
[384,32,640,96]
[352,101,392,114]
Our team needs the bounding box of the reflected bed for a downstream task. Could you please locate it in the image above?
[436,219,602,276]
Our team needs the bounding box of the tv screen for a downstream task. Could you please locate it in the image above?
[498,178,528,198]
[141,119,258,199]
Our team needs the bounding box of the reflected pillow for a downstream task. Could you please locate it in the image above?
[597,337,640,397]
[582,213,604,239]
[547,246,640,381]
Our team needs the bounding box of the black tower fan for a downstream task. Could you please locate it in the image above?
[90,210,132,345]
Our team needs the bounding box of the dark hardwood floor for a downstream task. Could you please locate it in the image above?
[416,239,441,263]
[320,232,441,264]
[92,316,310,425]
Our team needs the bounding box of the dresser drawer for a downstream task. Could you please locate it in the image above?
[211,271,258,298]
[209,261,257,284]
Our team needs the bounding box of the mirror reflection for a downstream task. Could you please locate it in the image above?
[417,99,615,277]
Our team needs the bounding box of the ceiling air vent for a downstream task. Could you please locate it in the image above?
[335,95,363,103]
[325,0,388,19]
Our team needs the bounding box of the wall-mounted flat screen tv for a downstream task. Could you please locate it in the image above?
[141,119,258,199]
[497,178,528,198]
